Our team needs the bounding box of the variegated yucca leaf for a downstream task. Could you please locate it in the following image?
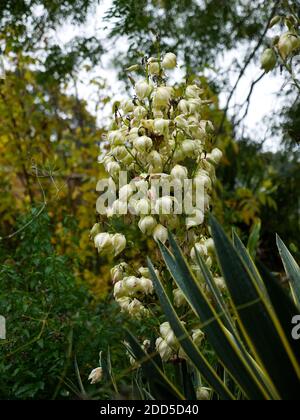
[129,217,300,400]
[277,234,300,309]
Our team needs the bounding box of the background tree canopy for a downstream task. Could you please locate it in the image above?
[0,0,299,400]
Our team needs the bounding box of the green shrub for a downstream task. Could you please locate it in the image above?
[0,210,129,400]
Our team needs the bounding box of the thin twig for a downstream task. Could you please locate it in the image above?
[0,166,48,241]
[217,0,281,134]
[233,71,266,129]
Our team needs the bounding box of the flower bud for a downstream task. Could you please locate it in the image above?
[123,276,139,291]
[154,118,169,135]
[192,329,205,347]
[153,224,168,243]
[159,322,181,350]
[114,281,127,299]
[286,15,298,27]
[138,216,157,235]
[196,387,210,400]
[90,223,101,239]
[155,196,174,215]
[142,339,151,351]
[153,86,173,108]
[148,61,160,75]
[106,161,121,178]
[162,52,177,70]
[133,135,153,153]
[190,242,208,262]
[136,198,150,215]
[173,288,186,308]
[126,353,137,367]
[127,298,148,317]
[94,233,113,255]
[127,197,138,215]
[126,64,140,73]
[191,264,203,281]
[139,277,154,294]
[206,255,213,270]
[208,147,223,165]
[185,84,202,99]
[188,98,202,113]
[205,238,215,254]
[178,99,190,114]
[128,127,139,142]
[141,119,154,131]
[181,140,197,157]
[269,15,281,28]
[159,322,172,339]
[111,263,128,284]
[261,49,277,73]
[108,130,126,146]
[214,276,227,293]
[200,120,215,135]
[174,115,189,129]
[134,106,148,120]
[155,337,173,362]
[88,367,103,384]
[135,80,153,100]
[278,32,300,60]
[111,199,127,216]
[112,233,126,256]
[102,155,114,167]
[153,109,164,119]
[173,148,185,162]
[112,145,128,160]
[149,150,163,171]
[121,153,134,165]
[189,125,203,139]
[165,329,178,349]
[117,296,131,311]
[134,177,149,190]
[119,184,135,202]
[138,267,151,278]
[106,208,114,218]
[170,165,188,182]
[186,209,205,230]
[194,174,212,191]
[121,100,134,113]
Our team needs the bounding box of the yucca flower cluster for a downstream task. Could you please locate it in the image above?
[155,322,205,363]
[91,51,224,362]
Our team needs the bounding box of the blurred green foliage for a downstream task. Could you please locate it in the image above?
[217,138,300,264]
[0,53,113,297]
[0,210,131,400]
[106,0,270,73]
[0,0,102,82]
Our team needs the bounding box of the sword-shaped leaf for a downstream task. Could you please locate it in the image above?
[276,235,300,309]
[162,234,270,400]
[210,215,300,400]
[148,258,235,401]
[125,330,185,401]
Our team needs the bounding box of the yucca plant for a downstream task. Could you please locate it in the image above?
[126,216,300,400]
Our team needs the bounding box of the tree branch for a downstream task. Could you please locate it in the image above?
[217,0,281,135]
[233,71,266,129]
